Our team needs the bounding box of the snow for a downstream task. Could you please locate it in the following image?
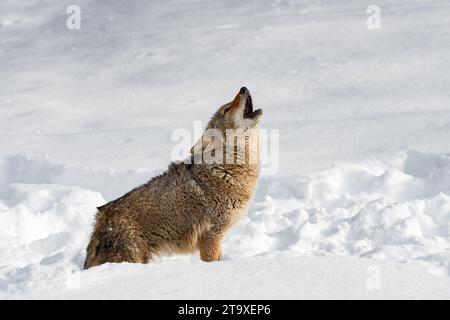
[1,152,450,299]
[3,256,450,300]
[1,0,450,299]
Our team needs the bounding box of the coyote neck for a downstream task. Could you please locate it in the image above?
[190,162,259,198]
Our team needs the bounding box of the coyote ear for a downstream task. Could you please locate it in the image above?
[190,136,205,157]
[190,133,222,158]
[221,105,233,115]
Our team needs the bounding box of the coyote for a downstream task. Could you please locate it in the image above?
[84,87,262,269]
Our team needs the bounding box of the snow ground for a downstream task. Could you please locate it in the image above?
[1,0,450,299]
[1,151,450,299]
[3,256,450,300]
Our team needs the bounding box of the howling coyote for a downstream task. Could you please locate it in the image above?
[84,87,262,269]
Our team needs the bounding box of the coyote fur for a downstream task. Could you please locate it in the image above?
[84,87,262,269]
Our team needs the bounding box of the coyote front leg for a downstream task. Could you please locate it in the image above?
[199,231,223,262]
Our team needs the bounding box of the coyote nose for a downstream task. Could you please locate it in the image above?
[239,87,249,95]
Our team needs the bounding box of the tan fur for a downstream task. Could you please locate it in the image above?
[84,87,262,269]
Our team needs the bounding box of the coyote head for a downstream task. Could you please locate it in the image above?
[207,86,263,132]
[191,87,262,165]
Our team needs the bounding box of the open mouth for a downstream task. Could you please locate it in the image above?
[243,94,262,119]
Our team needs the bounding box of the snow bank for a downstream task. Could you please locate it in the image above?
[228,151,450,276]
[0,155,155,201]
[0,151,449,298]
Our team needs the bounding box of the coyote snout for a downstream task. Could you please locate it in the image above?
[84,87,262,269]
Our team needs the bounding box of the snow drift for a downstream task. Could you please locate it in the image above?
[0,151,449,298]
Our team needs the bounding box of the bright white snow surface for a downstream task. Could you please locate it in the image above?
[1,0,450,299]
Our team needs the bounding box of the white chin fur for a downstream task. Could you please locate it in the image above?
[234,114,259,130]
[233,97,261,129]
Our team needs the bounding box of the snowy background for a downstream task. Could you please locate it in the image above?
[1,0,450,299]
